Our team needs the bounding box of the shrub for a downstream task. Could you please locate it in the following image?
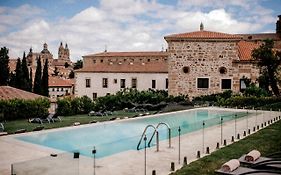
[56,96,93,116]
[57,98,73,116]
[0,98,50,120]
[243,85,269,97]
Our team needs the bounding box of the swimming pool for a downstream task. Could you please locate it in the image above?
[17,108,250,158]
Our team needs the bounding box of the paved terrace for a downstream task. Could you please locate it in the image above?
[0,107,280,175]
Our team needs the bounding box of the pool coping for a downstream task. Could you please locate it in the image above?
[0,106,273,175]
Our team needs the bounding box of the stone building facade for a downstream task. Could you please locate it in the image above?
[75,51,168,99]
[164,19,281,98]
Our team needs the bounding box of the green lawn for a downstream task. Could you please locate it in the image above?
[171,119,281,175]
[3,110,151,134]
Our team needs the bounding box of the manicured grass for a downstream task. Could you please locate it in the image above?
[171,120,281,175]
[3,110,152,134]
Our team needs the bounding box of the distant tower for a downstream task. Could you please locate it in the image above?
[58,42,65,59]
[276,15,281,34]
[200,22,204,31]
[65,43,70,59]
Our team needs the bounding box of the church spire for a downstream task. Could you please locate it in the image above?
[200,22,204,31]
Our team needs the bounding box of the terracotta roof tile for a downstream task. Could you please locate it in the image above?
[165,30,242,40]
[239,33,281,41]
[237,41,260,61]
[0,86,45,100]
[49,77,73,87]
[84,51,169,57]
[75,61,168,73]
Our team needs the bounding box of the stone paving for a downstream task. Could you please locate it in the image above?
[0,107,280,175]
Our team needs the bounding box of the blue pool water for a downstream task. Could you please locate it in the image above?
[17,108,249,158]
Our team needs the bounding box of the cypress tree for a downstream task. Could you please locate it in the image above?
[0,47,10,85]
[21,52,31,91]
[41,59,49,96]
[9,72,16,88]
[29,68,33,92]
[15,58,24,89]
[33,57,42,95]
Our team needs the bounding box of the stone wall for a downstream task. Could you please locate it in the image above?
[167,40,258,98]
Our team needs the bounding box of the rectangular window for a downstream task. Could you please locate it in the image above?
[57,88,59,91]
[197,78,209,88]
[92,93,97,100]
[166,78,168,89]
[120,79,126,88]
[113,79,117,84]
[131,78,137,88]
[52,88,55,91]
[221,79,232,89]
[106,93,110,96]
[152,80,156,89]
[61,88,63,91]
[86,78,91,88]
[102,78,108,88]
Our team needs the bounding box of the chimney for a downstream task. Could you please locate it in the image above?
[276,15,281,34]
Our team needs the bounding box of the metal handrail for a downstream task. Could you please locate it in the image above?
[137,125,157,150]
[148,122,171,149]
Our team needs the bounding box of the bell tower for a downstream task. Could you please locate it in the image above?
[58,42,64,59]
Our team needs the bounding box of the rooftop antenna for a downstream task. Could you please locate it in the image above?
[104,45,107,52]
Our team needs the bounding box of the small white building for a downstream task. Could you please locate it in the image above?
[75,51,168,99]
[49,76,74,98]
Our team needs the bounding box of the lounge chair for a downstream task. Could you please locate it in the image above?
[215,159,281,175]
[0,123,8,136]
[29,118,43,124]
[239,150,281,171]
[48,113,61,122]
[216,166,281,175]
[0,123,4,132]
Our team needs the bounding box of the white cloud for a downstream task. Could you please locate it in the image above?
[0,4,44,29]
[0,1,277,61]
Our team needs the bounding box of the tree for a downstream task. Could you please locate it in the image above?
[69,70,74,79]
[41,59,49,96]
[53,66,59,76]
[73,60,83,69]
[0,47,10,85]
[9,72,16,88]
[33,57,42,95]
[21,52,31,91]
[29,68,33,92]
[64,62,70,68]
[252,39,281,96]
[15,58,23,89]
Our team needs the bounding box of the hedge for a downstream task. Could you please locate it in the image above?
[0,98,50,120]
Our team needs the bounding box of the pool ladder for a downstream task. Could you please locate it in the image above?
[137,122,171,151]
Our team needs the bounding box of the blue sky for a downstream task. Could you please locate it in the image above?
[0,0,280,61]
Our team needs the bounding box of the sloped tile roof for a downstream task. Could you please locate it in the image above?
[165,30,242,40]
[237,41,260,61]
[239,33,281,41]
[49,77,73,87]
[84,51,169,57]
[0,86,45,100]
[75,61,168,73]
